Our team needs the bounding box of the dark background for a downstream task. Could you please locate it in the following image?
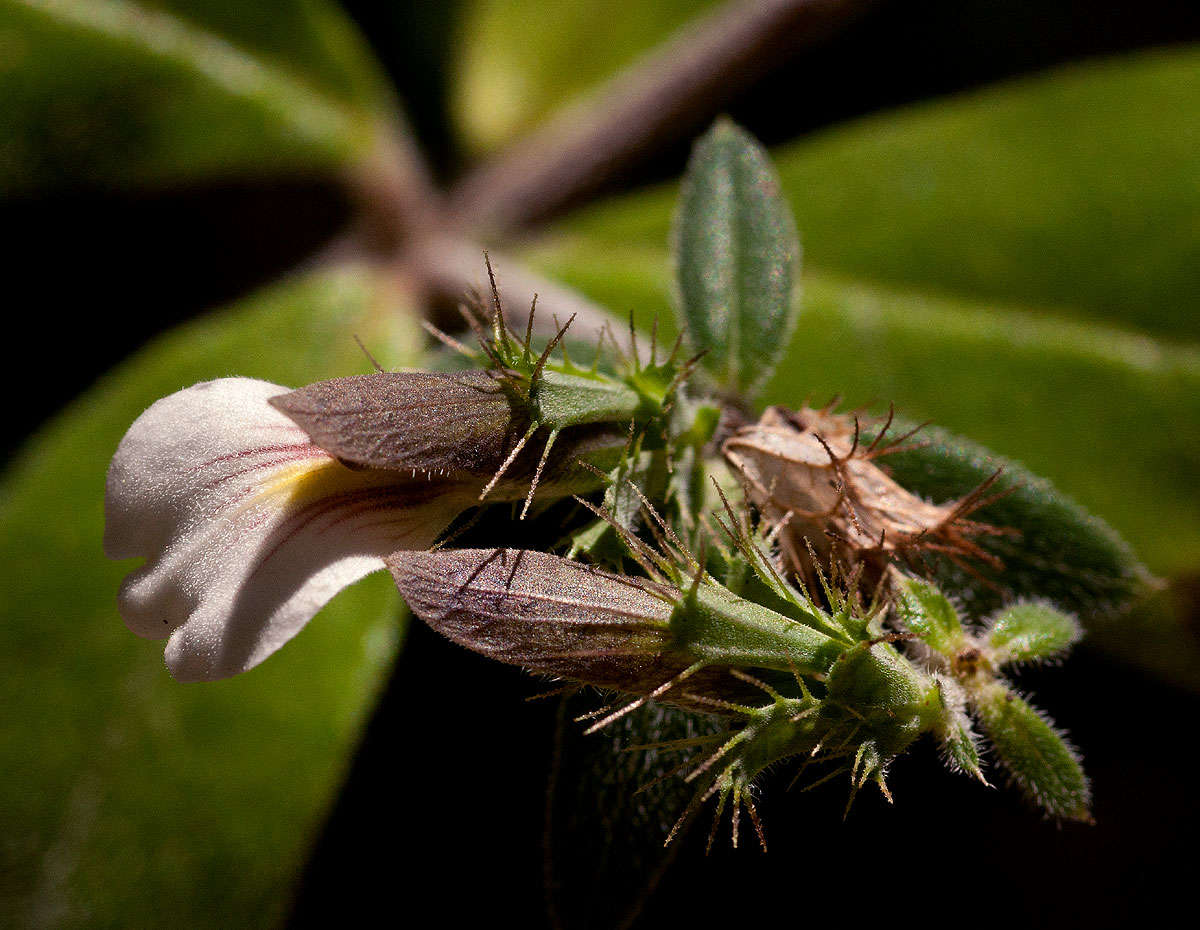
[292,619,1194,928]
[6,2,1198,926]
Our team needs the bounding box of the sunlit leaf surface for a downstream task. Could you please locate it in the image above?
[451,0,719,154]
[0,266,422,926]
[549,46,1200,340]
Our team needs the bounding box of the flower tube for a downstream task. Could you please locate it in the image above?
[106,374,620,680]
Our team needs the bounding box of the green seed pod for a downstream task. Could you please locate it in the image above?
[826,641,940,761]
[680,644,942,839]
[530,369,644,432]
[671,581,847,677]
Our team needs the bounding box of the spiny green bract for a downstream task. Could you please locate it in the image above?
[447,255,709,518]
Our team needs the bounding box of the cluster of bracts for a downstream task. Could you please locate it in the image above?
[107,264,1094,850]
[108,124,1128,844]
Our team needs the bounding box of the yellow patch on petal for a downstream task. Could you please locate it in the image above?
[271,455,429,506]
[260,458,357,506]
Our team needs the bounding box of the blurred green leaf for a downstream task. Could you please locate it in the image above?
[869,419,1153,623]
[0,265,423,926]
[451,0,719,154]
[673,117,800,397]
[0,0,397,193]
[550,46,1200,341]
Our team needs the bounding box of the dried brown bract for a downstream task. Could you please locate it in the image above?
[723,405,1009,589]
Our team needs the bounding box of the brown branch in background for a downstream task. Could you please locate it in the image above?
[342,116,445,258]
[446,0,873,235]
[405,233,634,353]
[324,0,868,356]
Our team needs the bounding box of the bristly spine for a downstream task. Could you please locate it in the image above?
[423,254,707,519]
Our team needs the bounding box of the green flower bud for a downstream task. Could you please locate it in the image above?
[387,547,849,697]
[388,547,689,697]
[269,370,625,505]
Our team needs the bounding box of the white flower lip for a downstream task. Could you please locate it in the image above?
[105,377,469,681]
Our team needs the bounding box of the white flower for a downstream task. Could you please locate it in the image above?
[104,378,473,681]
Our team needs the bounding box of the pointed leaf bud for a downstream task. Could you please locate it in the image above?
[942,717,986,785]
[986,601,1082,665]
[933,678,987,783]
[387,547,691,696]
[895,574,967,656]
[973,681,1091,821]
[673,118,801,397]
